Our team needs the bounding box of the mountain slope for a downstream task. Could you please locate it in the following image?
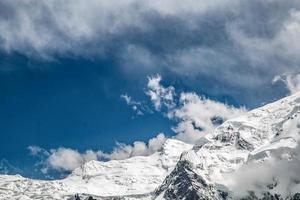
[154,92,300,199]
[0,139,192,200]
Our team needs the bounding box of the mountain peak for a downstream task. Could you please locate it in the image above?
[154,92,300,199]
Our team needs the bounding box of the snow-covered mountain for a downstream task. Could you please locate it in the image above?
[154,92,300,199]
[2,92,300,200]
[0,139,192,200]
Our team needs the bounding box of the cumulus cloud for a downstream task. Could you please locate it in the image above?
[47,148,102,172]
[102,133,167,160]
[28,146,102,173]
[29,133,167,173]
[145,75,247,143]
[170,92,246,143]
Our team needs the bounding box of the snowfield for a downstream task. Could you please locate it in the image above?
[0,139,192,199]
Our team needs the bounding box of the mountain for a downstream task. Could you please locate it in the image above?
[2,92,300,200]
[154,92,300,199]
[0,139,192,200]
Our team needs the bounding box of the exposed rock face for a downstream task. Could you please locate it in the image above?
[154,159,225,200]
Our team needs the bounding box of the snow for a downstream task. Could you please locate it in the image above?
[0,139,192,199]
[154,91,300,199]
[2,91,300,199]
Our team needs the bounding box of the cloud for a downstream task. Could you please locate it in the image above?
[0,0,236,58]
[145,75,247,143]
[28,145,48,156]
[273,74,300,94]
[28,146,102,173]
[29,133,167,173]
[28,75,246,175]
[146,75,176,111]
[1,0,300,105]
[227,146,300,198]
[225,115,300,198]
[118,0,300,106]
[170,92,246,143]
[0,159,22,175]
[47,148,102,172]
[103,133,167,160]
[121,94,145,115]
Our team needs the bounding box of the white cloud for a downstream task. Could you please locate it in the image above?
[121,94,133,105]
[29,133,167,172]
[273,74,300,94]
[47,148,102,172]
[227,147,300,198]
[28,145,44,156]
[121,94,144,115]
[103,133,167,160]
[29,146,102,172]
[146,75,176,111]
[171,92,246,143]
[225,117,300,198]
[145,75,247,143]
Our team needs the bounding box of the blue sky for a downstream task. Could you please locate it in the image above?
[0,0,300,179]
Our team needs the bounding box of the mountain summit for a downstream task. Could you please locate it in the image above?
[154,91,300,199]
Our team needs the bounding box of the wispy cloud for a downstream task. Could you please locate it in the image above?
[273,74,300,94]
[146,75,176,111]
[121,94,145,115]
[0,159,22,175]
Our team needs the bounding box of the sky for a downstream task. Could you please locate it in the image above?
[1,0,300,179]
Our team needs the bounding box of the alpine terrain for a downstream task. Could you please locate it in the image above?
[1,92,300,199]
[0,140,192,199]
[154,91,300,200]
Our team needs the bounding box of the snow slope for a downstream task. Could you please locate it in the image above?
[154,92,300,199]
[0,139,192,200]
